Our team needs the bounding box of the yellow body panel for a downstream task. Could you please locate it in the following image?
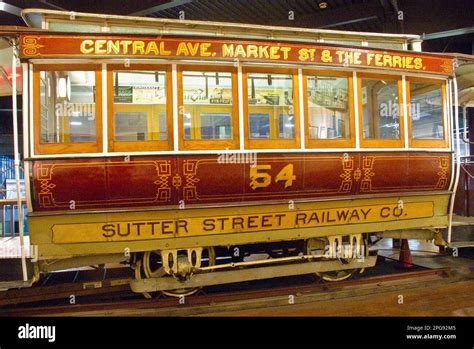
[28,194,449,260]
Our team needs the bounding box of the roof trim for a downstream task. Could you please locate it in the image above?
[21,8,421,42]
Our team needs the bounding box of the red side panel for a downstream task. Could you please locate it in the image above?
[30,152,451,212]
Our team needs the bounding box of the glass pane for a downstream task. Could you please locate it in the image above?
[368,42,404,50]
[200,113,231,139]
[249,113,270,139]
[39,71,96,144]
[361,78,400,140]
[279,114,295,139]
[182,71,233,140]
[320,39,362,47]
[3,205,12,237]
[113,70,167,141]
[184,112,192,140]
[248,72,294,140]
[307,75,350,140]
[410,82,444,140]
[22,204,29,235]
[114,112,148,141]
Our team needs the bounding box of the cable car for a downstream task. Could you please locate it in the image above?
[0,8,473,296]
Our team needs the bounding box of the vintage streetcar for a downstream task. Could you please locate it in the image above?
[1,8,473,296]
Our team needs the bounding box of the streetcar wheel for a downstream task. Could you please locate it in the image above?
[305,236,367,282]
[316,269,358,282]
[141,247,216,298]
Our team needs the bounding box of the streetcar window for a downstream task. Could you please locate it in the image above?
[178,67,239,150]
[34,65,103,154]
[39,70,97,144]
[306,75,350,141]
[112,70,167,142]
[409,82,444,140]
[247,72,295,140]
[182,71,233,141]
[107,65,172,152]
[361,78,401,141]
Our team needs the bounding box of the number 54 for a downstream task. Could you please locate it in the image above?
[249,164,295,190]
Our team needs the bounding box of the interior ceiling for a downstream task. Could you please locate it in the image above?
[0,0,473,53]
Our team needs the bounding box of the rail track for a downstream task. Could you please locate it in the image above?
[0,259,459,316]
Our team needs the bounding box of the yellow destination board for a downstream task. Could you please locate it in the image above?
[51,202,434,244]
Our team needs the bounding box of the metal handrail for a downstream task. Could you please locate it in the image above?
[448,75,461,244]
[462,106,473,144]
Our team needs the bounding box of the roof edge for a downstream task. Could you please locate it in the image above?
[21,8,421,42]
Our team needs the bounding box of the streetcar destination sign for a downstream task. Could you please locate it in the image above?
[20,35,454,75]
[52,202,434,243]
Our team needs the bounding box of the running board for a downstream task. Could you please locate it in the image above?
[0,279,34,291]
[130,256,377,293]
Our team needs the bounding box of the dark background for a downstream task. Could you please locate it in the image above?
[2,0,473,53]
[0,0,473,155]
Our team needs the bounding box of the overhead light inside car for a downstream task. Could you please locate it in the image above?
[319,2,328,9]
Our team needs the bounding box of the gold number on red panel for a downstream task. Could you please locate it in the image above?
[249,165,272,189]
[275,164,295,188]
[249,164,296,190]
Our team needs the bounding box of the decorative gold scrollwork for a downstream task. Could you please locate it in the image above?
[22,37,44,57]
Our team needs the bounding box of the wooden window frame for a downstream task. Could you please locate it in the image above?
[177,65,239,150]
[303,69,355,148]
[406,77,448,148]
[107,64,173,152]
[357,72,405,148]
[33,64,103,155]
[243,67,301,149]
